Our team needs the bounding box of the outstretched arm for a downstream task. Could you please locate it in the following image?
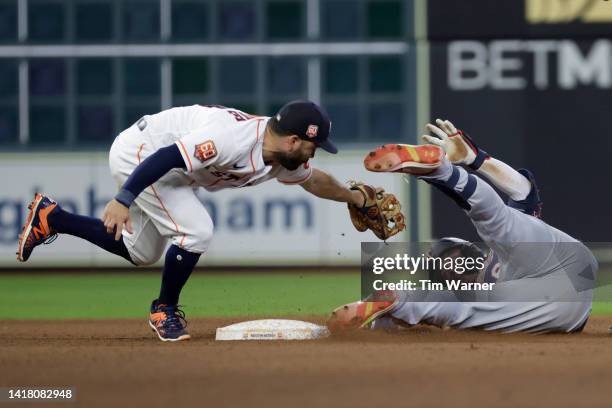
[302,169,405,240]
[422,119,531,201]
[477,158,531,201]
[300,168,365,206]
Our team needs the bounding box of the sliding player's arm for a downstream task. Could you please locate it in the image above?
[422,119,531,202]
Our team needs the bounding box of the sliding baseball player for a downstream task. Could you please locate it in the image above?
[329,119,598,334]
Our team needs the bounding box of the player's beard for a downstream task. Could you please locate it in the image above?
[273,151,307,171]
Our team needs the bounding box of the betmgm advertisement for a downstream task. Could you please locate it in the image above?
[428,0,612,242]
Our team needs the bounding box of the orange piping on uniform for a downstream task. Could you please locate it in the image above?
[205,179,223,189]
[176,140,193,172]
[137,143,186,247]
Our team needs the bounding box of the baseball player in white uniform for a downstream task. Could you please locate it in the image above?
[328,119,598,334]
[17,101,375,342]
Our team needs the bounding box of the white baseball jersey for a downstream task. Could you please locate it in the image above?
[108,105,313,262]
[143,105,313,190]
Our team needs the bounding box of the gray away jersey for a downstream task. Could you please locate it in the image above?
[385,161,597,333]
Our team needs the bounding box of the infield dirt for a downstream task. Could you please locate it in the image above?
[1,316,611,408]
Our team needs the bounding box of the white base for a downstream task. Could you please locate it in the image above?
[215,319,330,341]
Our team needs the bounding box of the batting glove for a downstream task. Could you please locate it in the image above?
[421,119,489,170]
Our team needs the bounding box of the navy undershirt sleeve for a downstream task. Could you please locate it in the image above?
[114,143,187,208]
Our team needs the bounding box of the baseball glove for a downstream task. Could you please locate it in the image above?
[347,181,406,240]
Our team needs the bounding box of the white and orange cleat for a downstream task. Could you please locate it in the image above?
[363,144,444,175]
[327,291,397,331]
[16,193,58,262]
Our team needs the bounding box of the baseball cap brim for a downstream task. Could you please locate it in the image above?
[316,139,338,154]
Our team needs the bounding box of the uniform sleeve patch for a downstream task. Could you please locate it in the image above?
[194,140,217,162]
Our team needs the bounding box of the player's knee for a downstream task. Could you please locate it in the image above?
[173,231,212,254]
[126,238,165,265]
[130,251,163,266]
[169,222,213,254]
[173,211,214,254]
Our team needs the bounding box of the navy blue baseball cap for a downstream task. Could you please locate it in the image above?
[274,100,337,154]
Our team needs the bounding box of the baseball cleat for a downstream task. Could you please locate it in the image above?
[16,193,58,262]
[327,291,397,331]
[149,300,191,342]
[364,144,444,175]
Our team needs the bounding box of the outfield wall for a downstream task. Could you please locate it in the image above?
[0,151,409,268]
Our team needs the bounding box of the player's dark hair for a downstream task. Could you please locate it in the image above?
[267,117,294,137]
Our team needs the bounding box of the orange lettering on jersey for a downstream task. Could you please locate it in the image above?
[194,141,217,163]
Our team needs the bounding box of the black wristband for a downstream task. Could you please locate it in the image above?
[114,189,136,208]
[458,130,490,171]
[468,149,490,171]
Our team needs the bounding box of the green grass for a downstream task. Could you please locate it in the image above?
[0,273,361,320]
[1,273,611,320]
[591,301,612,315]
[593,284,612,314]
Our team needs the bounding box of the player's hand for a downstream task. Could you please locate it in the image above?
[102,199,133,241]
[349,186,385,208]
[421,119,477,166]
